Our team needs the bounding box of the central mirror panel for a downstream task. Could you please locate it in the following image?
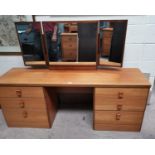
[42,21,98,67]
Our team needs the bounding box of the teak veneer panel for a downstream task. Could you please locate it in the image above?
[0,87,44,98]
[3,109,50,128]
[94,88,149,111]
[49,62,96,66]
[0,68,150,88]
[94,111,144,125]
[0,98,47,110]
[7,121,50,128]
[94,124,141,131]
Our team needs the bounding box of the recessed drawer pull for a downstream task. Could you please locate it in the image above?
[16,89,22,97]
[118,92,123,99]
[23,111,28,118]
[19,101,25,108]
[117,104,122,111]
[116,113,121,120]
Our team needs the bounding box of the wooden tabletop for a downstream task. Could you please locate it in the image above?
[0,68,150,88]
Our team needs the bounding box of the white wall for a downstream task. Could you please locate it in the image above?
[0,15,155,89]
[0,56,25,75]
[123,16,155,88]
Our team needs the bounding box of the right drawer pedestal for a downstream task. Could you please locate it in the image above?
[94,88,149,131]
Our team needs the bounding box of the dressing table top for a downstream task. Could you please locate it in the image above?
[0,68,150,88]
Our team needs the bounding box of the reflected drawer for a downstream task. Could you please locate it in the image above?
[103,32,113,38]
[63,51,77,58]
[103,38,112,44]
[62,36,77,42]
[62,47,77,53]
[62,42,77,49]
[94,88,149,111]
[0,98,47,110]
[94,111,143,125]
[0,87,44,98]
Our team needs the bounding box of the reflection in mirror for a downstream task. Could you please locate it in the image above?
[42,21,98,65]
[15,22,46,65]
[99,20,127,67]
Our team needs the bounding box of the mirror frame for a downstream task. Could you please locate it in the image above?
[15,22,48,67]
[97,20,128,68]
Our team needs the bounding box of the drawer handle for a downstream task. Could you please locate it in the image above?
[16,89,22,97]
[19,101,25,108]
[23,111,28,118]
[118,92,123,99]
[117,104,122,111]
[116,113,121,120]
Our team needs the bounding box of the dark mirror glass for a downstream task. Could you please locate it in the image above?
[99,20,127,67]
[15,22,46,65]
[42,21,98,65]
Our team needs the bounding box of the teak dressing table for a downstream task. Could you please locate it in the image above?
[0,20,151,131]
[0,68,150,131]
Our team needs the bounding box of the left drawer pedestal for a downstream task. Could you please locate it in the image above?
[0,87,56,128]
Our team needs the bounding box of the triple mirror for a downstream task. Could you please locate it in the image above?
[15,20,127,68]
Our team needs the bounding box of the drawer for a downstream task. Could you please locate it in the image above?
[69,25,77,32]
[103,38,112,44]
[94,111,144,125]
[94,88,149,111]
[103,46,111,51]
[63,51,77,58]
[103,32,113,38]
[2,109,49,127]
[62,42,77,49]
[7,121,50,128]
[94,123,141,131]
[0,87,44,98]
[62,47,77,52]
[61,36,77,42]
[0,98,47,110]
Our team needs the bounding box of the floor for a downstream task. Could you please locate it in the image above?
[0,86,155,139]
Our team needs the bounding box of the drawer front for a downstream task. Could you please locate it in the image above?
[63,51,77,59]
[7,121,50,128]
[69,25,77,32]
[62,42,77,50]
[3,109,49,124]
[103,32,113,38]
[62,36,77,42]
[94,123,141,131]
[0,87,44,98]
[103,38,112,45]
[62,48,77,53]
[94,111,144,125]
[95,88,149,111]
[0,98,47,110]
